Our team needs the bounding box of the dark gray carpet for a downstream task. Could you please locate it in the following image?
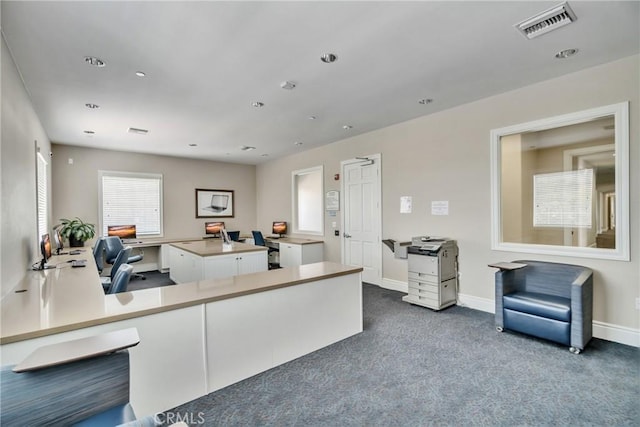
[162,284,639,426]
[127,270,175,292]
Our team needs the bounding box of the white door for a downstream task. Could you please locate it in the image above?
[341,154,382,285]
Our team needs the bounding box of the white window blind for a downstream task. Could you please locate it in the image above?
[36,152,48,239]
[533,169,593,228]
[100,171,163,237]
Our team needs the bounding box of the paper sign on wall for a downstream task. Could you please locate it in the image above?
[431,200,449,215]
[400,196,412,213]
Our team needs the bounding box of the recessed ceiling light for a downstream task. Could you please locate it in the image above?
[85,103,100,109]
[261,154,269,157]
[308,116,317,120]
[135,71,146,77]
[84,56,106,67]
[252,101,264,108]
[280,81,296,90]
[343,125,353,130]
[294,141,303,146]
[83,130,95,135]
[240,145,256,151]
[418,98,433,105]
[321,53,338,63]
[188,143,197,147]
[555,48,578,59]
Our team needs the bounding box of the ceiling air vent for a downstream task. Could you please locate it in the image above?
[515,2,577,39]
[127,127,148,135]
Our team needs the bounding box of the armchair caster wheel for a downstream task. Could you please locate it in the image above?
[569,347,581,354]
[496,326,504,332]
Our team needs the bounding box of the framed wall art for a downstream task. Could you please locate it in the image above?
[195,188,234,218]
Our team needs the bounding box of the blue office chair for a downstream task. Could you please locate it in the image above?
[228,231,240,241]
[104,237,145,280]
[101,246,131,291]
[107,264,133,294]
[252,231,278,269]
[252,230,266,246]
[93,237,105,273]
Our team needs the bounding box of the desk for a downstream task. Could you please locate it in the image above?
[265,237,323,268]
[169,240,268,282]
[1,260,363,417]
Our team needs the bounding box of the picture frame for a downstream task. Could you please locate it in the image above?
[195,189,234,218]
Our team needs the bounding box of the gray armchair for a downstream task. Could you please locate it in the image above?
[494,260,593,354]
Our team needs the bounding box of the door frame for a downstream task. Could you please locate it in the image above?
[340,153,382,285]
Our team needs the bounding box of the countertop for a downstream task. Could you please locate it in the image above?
[170,240,267,256]
[0,252,362,344]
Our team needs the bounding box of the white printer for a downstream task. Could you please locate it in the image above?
[403,236,458,310]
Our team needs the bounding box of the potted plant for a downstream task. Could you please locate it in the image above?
[59,217,96,247]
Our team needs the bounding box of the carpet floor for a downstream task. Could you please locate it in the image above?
[162,284,639,426]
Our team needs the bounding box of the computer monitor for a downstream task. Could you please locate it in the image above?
[52,226,66,255]
[205,221,225,237]
[36,233,54,270]
[107,224,137,240]
[272,221,287,237]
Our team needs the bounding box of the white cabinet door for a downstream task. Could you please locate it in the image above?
[280,243,322,268]
[170,248,204,283]
[169,246,184,282]
[237,251,268,275]
[279,244,301,268]
[159,244,172,272]
[204,253,237,280]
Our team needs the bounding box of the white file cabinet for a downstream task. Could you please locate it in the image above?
[402,241,458,310]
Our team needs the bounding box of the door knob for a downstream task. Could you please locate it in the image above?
[344,233,352,238]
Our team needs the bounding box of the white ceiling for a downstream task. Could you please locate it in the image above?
[2,1,638,165]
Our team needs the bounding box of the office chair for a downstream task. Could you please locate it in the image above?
[101,246,131,292]
[228,230,240,241]
[104,236,145,280]
[107,264,133,294]
[252,231,278,269]
[93,237,105,273]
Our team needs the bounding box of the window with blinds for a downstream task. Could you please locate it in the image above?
[99,171,163,237]
[36,152,48,239]
[533,168,593,228]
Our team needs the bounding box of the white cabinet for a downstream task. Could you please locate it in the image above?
[279,242,323,268]
[203,251,267,280]
[170,247,203,283]
[158,244,172,272]
[171,247,268,283]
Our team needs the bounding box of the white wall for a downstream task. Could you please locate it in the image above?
[1,36,52,298]
[257,55,640,337]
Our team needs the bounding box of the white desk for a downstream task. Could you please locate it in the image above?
[169,240,268,282]
[2,259,362,417]
[265,237,323,268]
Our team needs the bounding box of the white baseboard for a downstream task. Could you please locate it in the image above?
[593,321,640,347]
[380,278,407,293]
[381,279,639,348]
[457,293,495,314]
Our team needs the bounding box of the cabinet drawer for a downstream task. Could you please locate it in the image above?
[408,254,438,276]
[408,280,438,293]
[408,271,438,283]
[406,290,439,305]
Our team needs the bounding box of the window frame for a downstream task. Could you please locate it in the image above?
[490,102,629,261]
[291,165,324,236]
